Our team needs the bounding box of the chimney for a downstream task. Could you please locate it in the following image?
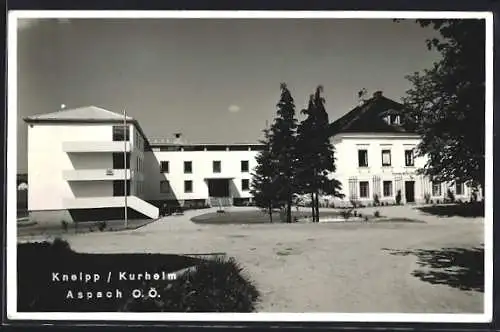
[373,91,383,98]
[173,133,182,144]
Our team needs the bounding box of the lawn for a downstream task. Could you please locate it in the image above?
[191,209,343,224]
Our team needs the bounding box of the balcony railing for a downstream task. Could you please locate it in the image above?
[62,141,131,153]
[63,169,132,181]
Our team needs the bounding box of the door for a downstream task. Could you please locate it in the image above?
[208,179,229,197]
[405,181,415,203]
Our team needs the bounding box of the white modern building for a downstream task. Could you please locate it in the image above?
[144,137,262,209]
[23,92,477,224]
[24,106,158,224]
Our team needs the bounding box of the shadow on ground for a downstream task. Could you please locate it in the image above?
[416,202,484,218]
[382,246,484,292]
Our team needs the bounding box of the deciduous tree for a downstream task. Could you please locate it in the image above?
[402,19,485,192]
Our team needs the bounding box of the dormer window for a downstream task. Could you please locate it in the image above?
[383,110,401,126]
[389,114,400,125]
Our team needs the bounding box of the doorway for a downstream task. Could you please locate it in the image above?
[405,181,415,203]
[208,179,230,197]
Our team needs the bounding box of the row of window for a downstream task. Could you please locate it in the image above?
[354,181,465,198]
[160,179,250,194]
[358,149,415,168]
[432,182,464,196]
[160,160,250,174]
[356,181,395,198]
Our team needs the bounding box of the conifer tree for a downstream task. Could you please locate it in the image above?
[268,83,298,223]
[250,127,277,223]
[296,86,343,222]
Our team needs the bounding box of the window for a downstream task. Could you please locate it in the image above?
[242,179,250,191]
[112,125,130,141]
[405,149,415,166]
[241,160,249,172]
[381,150,391,166]
[160,161,169,173]
[184,180,193,193]
[358,150,368,167]
[112,152,130,169]
[184,161,192,174]
[455,182,464,195]
[113,180,130,196]
[213,161,221,173]
[432,182,442,196]
[160,180,170,193]
[383,181,393,197]
[359,181,369,198]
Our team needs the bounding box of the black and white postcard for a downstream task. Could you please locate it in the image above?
[6,10,493,323]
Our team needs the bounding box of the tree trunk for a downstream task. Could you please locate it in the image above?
[287,199,292,223]
[268,204,273,223]
[314,190,320,222]
[310,192,316,222]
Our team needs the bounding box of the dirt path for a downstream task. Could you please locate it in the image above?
[27,206,484,313]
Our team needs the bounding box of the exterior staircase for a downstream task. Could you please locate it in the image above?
[209,197,233,208]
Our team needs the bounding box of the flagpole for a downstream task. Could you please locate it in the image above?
[123,108,128,229]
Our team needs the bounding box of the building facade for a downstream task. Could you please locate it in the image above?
[143,138,262,208]
[327,91,475,206]
[24,106,158,224]
[23,94,478,223]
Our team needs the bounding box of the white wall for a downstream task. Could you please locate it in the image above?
[129,125,147,199]
[143,149,259,201]
[330,133,472,203]
[28,123,121,211]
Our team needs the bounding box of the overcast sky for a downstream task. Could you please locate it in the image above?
[16,18,441,172]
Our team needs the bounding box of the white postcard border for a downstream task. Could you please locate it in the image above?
[6,10,494,323]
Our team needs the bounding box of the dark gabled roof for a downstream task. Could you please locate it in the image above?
[329,93,417,136]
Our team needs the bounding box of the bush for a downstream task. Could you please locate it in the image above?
[61,220,68,232]
[447,189,455,203]
[364,215,369,222]
[373,194,380,206]
[18,240,260,312]
[353,210,358,217]
[341,209,353,220]
[396,190,402,205]
[374,211,380,218]
[97,221,107,232]
[358,213,363,218]
[123,257,260,312]
[424,192,431,204]
[430,199,434,204]
[217,209,225,214]
[437,199,441,204]
[350,199,359,208]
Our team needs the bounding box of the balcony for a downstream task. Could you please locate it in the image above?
[63,141,131,153]
[63,169,132,181]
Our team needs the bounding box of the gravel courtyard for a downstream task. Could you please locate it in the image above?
[20,206,485,313]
